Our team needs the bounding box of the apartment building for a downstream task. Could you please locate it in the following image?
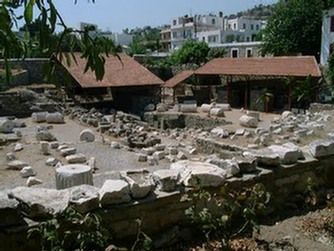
[161,14,265,55]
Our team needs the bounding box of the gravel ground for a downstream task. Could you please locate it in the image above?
[0,117,171,190]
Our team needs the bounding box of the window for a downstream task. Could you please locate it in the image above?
[256,24,259,30]
[173,20,177,26]
[231,49,238,58]
[243,23,246,29]
[251,24,254,30]
[228,24,231,30]
[246,48,253,58]
[208,35,218,43]
[212,18,216,25]
[172,32,177,38]
[331,16,334,32]
[233,23,237,30]
[246,37,250,42]
[202,37,205,42]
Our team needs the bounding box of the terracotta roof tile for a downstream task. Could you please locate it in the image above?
[164,70,194,88]
[58,53,164,88]
[195,56,321,77]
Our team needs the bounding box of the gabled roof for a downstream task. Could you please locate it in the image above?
[195,56,321,77]
[58,53,164,88]
[164,70,194,88]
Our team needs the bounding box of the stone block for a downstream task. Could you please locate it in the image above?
[239,115,258,128]
[246,110,260,120]
[59,147,77,157]
[153,151,165,160]
[137,153,147,162]
[32,112,48,123]
[8,187,70,218]
[66,153,87,164]
[215,103,231,111]
[171,160,227,187]
[46,112,65,124]
[151,169,180,192]
[268,143,303,164]
[201,103,214,113]
[6,152,15,161]
[206,158,240,178]
[13,143,23,152]
[243,149,280,167]
[46,157,59,167]
[69,185,100,214]
[99,180,131,206]
[110,141,121,149]
[211,127,229,138]
[0,119,14,133]
[308,140,334,158]
[120,170,153,199]
[0,192,22,227]
[55,164,93,189]
[7,160,28,170]
[40,141,49,155]
[210,108,225,117]
[180,103,197,113]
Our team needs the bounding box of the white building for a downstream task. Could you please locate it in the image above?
[168,13,265,51]
[170,13,224,50]
[209,41,262,58]
[320,8,334,65]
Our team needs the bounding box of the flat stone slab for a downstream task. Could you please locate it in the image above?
[308,140,334,158]
[268,143,303,164]
[120,170,153,199]
[8,187,70,219]
[68,185,100,214]
[171,160,227,187]
[99,180,131,206]
[7,160,28,170]
[243,149,280,167]
[66,153,87,164]
[59,147,77,157]
[0,191,22,227]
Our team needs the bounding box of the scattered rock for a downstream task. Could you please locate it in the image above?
[13,143,24,152]
[243,149,280,167]
[32,112,48,123]
[6,152,15,161]
[20,166,36,178]
[46,157,59,167]
[239,115,258,128]
[110,141,121,149]
[40,141,50,155]
[0,119,14,133]
[55,164,93,189]
[59,147,77,157]
[27,177,43,187]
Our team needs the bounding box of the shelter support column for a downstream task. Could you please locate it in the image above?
[226,76,232,105]
[244,78,249,110]
[288,84,292,111]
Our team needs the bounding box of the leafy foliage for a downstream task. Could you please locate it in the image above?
[207,47,227,60]
[185,183,270,245]
[0,0,117,83]
[28,206,110,251]
[261,0,323,59]
[170,41,210,66]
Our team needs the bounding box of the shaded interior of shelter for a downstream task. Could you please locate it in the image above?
[165,74,319,113]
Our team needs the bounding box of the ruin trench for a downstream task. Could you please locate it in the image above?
[1,153,333,251]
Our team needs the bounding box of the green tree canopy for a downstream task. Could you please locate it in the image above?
[0,0,116,82]
[261,0,323,59]
[170,41,210,65]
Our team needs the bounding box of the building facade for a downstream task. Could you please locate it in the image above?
[163,13,265,52]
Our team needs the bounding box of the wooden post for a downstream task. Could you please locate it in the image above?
[226,76,231,104]
[244,77,249,110]
[288,81,292,111]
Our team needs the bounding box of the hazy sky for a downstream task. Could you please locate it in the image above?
[50,0,277,33]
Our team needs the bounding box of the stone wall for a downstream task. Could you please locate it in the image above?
[144,112,231,130]
[0,58,48,85]
[1,155,334,251]
[309,102,334,113]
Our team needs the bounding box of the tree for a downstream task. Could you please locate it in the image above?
[207,47,227,60]
[0,0,116,82]
[261,0,323,59]
[170,41,210,65]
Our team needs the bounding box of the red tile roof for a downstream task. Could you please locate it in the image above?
[164,70,194,88]
[195,56,321,77]
[58,53,164,88]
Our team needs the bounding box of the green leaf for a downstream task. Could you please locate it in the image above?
[24,1,34,24]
